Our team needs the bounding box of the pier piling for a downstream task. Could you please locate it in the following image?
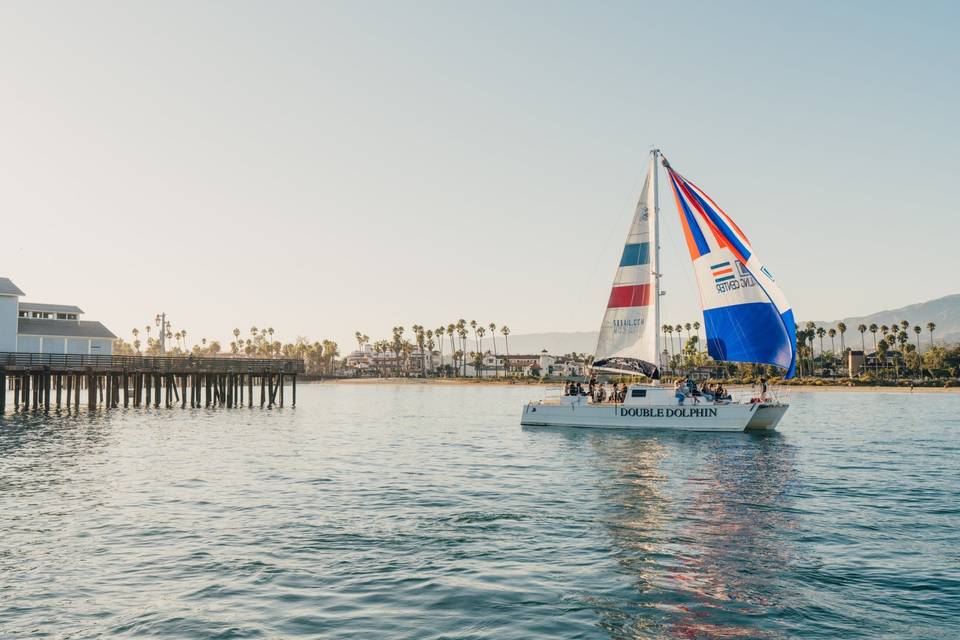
[1,353,303,415]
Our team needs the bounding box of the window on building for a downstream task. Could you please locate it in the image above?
[18,311,27,317]
[631,389,647,398]
[56,313,77,320]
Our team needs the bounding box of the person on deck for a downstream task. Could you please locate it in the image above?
[674,379,685,406]
[757,377,768,402]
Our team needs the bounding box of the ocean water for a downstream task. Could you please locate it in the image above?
[0,384,958,639]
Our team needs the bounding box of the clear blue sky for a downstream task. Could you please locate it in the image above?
[0,1,956,349]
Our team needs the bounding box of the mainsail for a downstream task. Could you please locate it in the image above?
[593,156,660,378]
[664,159,797,378]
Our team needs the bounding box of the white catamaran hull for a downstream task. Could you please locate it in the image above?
[521,399,787,432]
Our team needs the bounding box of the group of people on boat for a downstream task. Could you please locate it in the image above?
[563,375,773,407]
[673,376,731,405]
[562,379,629,403]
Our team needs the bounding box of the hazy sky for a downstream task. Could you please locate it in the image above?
[1,1,957,350]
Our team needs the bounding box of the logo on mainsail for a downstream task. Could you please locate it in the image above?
[711,261,734,283]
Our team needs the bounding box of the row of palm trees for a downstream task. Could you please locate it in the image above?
[661,319,942,379]
[795,320,938,378]
[353,321,512,377]
[114,321,340,376]
[113,312,944,381]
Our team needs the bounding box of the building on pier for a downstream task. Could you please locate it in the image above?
[0,277,116,355]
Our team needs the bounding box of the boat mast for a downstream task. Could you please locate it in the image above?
[651,147,661,377]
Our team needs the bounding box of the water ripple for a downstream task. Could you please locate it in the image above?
[0,386,958,638]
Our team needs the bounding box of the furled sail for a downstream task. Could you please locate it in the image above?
[664,159,797,377]
[593,159,660,378]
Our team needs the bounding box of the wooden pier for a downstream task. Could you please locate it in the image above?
[0,353,304,414]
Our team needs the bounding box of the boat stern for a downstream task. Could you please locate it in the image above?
[744,403,789,431]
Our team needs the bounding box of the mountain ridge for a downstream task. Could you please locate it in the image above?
[506,294,960,355]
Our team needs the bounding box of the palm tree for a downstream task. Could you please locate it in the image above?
[488,323,499,378]
[877,338,889,378]
[900,320,909,334]
[684,322,692,344]
[476,326,486,356]
[400,340,413,374]
[674,324,683,355]
[425,329,435,373]
[372,341,384,376]
[857,324,867,354]
[457,322,468,377]
[412,325,427,375]
[895,331,909,379]
[662,325,673,371]
[434,326,444,364]
[836,322,847,355]
[470,320,479,354]
[391,326,405,375]
[912,325,922,350]
[927,322,936,350]
[693,321,702,349]
[815,326,826,363]
[804,321,817,372]
[500,325,511,376]
[447,324,457,376]
[869,324,879,372]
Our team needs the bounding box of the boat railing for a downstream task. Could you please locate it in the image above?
[724,386,789,406]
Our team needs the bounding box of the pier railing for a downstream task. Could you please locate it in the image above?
[0,352,305,374]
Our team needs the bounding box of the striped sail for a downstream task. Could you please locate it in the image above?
[593,159,659,378]
[665,160,797,377]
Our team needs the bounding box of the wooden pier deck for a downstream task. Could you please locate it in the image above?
[0,353,304,414]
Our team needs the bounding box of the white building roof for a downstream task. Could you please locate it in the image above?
[0,278,25,297]
[18,318,116,339]
[19,302,84,314]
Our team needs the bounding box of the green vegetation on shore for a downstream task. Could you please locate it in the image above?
[111,314,958,386]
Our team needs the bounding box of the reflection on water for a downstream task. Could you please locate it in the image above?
[587,433,799,639]
[1,386,958,639]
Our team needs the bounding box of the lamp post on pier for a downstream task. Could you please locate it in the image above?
[155,313,169,355]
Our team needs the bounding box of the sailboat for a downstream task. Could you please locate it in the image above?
[520,150,796,432]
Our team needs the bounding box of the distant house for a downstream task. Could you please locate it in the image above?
[0,277,116,355]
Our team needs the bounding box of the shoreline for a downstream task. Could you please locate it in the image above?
[311,378,960,393]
